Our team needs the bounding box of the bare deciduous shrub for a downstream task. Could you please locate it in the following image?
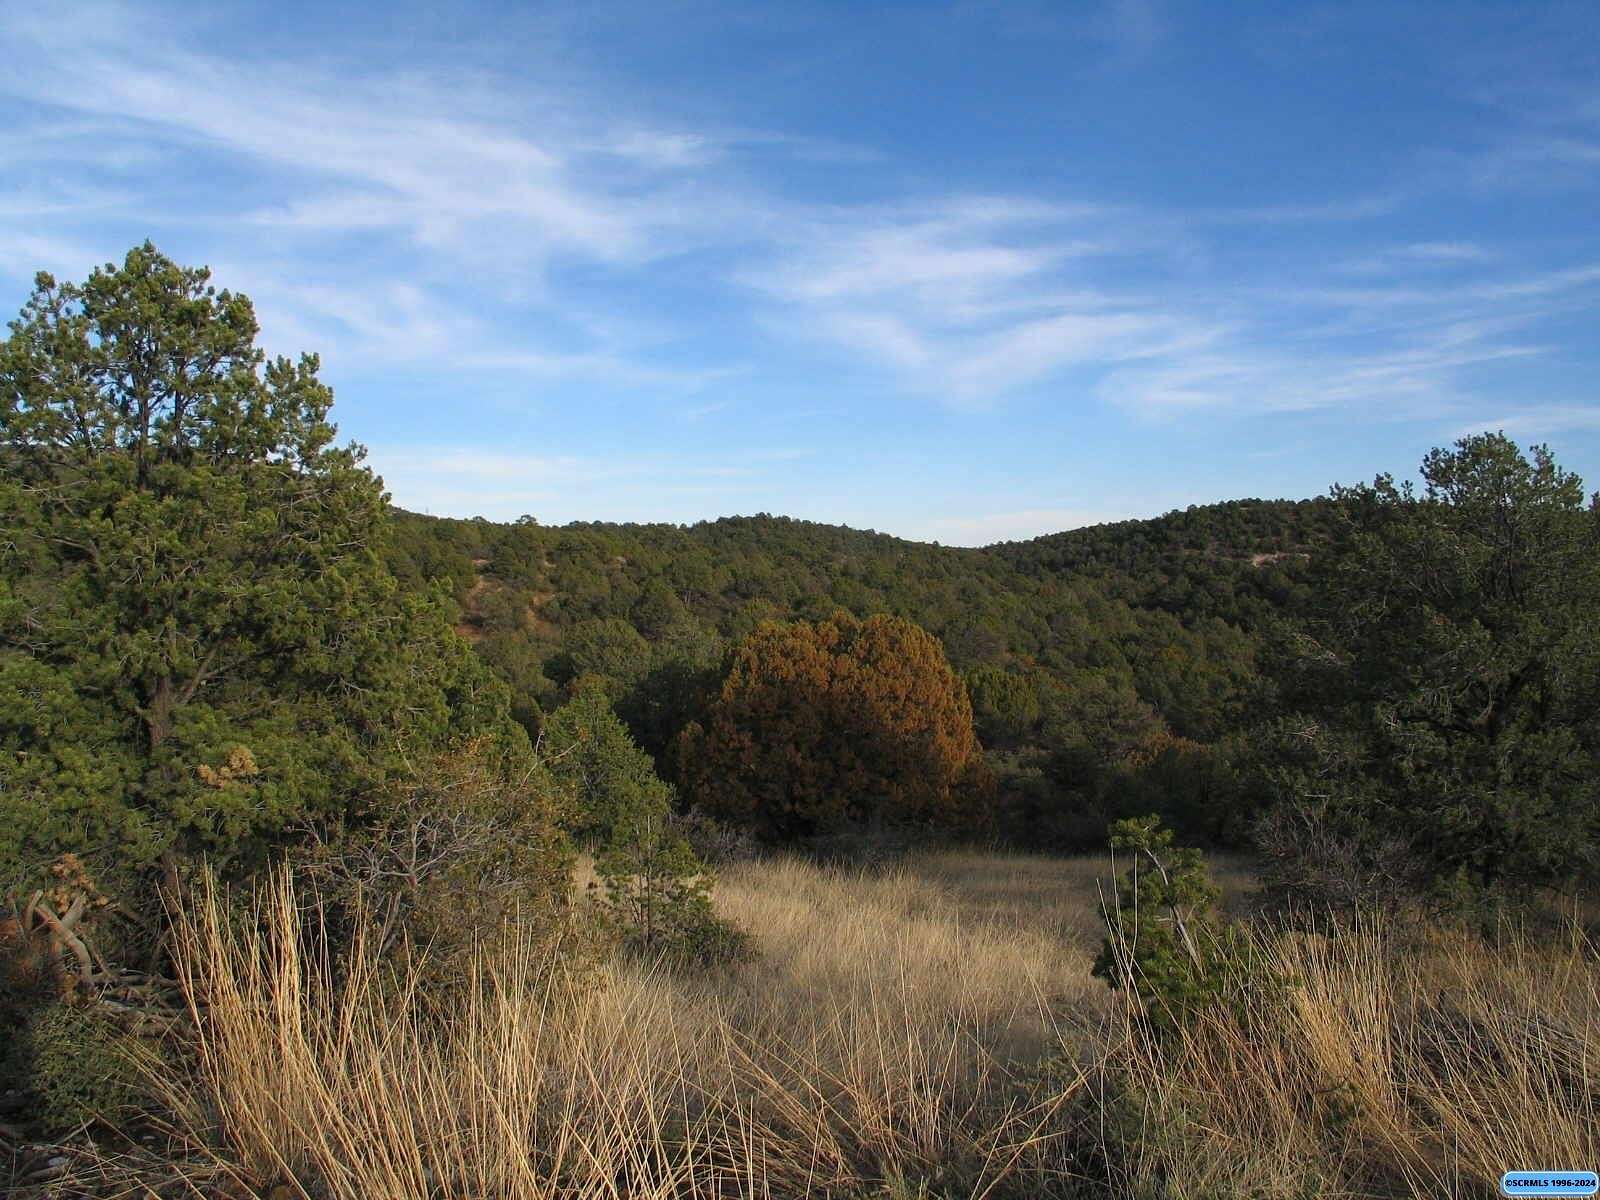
[296,739,571,986]
[1250,800,1424,920]
[669,805,759,867]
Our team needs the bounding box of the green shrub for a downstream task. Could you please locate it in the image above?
[9,1002,156,1135]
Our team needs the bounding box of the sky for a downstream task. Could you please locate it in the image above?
[2,1,1598,545]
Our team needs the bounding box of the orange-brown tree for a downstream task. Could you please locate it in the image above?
[678,612,987,841]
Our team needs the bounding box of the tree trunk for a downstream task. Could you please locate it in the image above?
[145,676,174,750]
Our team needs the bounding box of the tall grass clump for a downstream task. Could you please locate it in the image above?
[156,862,1092,1199]
[1096,911,1599,1198]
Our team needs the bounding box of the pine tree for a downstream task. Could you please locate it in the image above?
[0,244,530,890]
[540,681,673,846]
[1265,434,1600,898]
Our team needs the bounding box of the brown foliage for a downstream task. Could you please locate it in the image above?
[679,611,987,841]
[2,855,119,1015]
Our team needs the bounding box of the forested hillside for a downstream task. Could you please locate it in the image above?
[995,498,1338,628]
[387,499,1337,847]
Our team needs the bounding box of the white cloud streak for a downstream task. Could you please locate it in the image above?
[1454,406,1600,439]
[1,0,1594,464]
[0,2,751,380]
[742,197,1227,401]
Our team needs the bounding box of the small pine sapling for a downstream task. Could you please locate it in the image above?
[1092,815,1232,1029]
[594,811,747,967]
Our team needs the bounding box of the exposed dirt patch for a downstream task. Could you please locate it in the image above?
[1248,551,1311,567]
[525,590,560,639]
[454,574,490,642]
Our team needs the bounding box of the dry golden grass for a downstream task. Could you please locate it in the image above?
[1105,916,1600,1199]
[156,855,1103,1199]
[142,851,1599,1200]
[714,855,1109,1054]
[903,849,1257,950]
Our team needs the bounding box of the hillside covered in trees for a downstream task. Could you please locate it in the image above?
[387,497,1339,848]
[6,243,1595,924]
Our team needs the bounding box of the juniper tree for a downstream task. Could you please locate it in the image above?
[679,611,989,841]
[540,680,674,847]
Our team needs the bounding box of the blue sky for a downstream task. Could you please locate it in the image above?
[3,1,1598,544]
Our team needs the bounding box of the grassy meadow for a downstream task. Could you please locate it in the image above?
[45,850,1587,1200]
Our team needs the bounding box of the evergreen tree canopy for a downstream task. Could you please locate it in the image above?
[680,611,986,841]
[540,682,673,847]
[1268,434,1600,896]
[0,243,525,888]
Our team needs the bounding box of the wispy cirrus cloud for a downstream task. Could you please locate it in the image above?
[1454,406,1600,440]
[1338,241,1496,274]
[0,2,754,380]
[3,0,1589,434]
[2,6,708,265]
[1193,193,1403,226]
[740,195,1226,400]
[1089,253,1600,424]
[734,186,1593,419]
[1100,335,1544,421]
[0,230,110,279]
[1439,73,1600,193]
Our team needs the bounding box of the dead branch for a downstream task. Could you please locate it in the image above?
[29,898,96,985]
